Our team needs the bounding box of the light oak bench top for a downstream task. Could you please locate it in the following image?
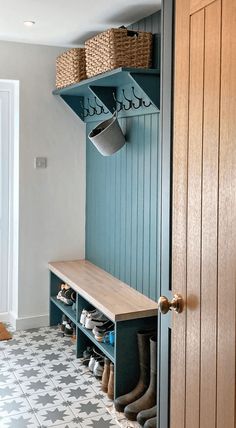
[49,260,158,322]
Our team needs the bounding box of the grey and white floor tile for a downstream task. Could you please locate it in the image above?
[0,325,121,427]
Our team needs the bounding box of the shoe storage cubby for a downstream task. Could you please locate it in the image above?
[49,259,158,398]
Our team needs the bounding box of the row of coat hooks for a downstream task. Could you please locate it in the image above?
[81,86,153,117]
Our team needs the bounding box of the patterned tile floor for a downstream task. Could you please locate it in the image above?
[0,326,124,428]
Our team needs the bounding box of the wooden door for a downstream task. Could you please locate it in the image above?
[171,0,236,427]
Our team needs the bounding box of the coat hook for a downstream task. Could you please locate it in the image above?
[80,100,89,118]
[112,91,123,112]
[131,86,143,109]
[143,99,152,108]
[94,98,109,115]
[122,89,133,111]
[87,98,97,116]
[94,97,104,115]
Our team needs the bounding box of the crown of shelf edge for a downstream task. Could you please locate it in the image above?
[48,259,158,322]
[52,67,160,96]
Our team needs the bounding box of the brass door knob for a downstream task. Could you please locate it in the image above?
[158,294,184,314]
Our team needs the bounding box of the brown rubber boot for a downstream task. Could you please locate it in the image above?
[107,363,114,400]
[137,405,157,426]
[144,417,157,428]
[124,336,157,421]
[101,358,110,393]
[114,330,155,412]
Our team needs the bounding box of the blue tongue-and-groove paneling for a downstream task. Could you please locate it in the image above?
[86,12,161,302]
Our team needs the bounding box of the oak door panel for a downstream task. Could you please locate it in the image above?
[171,0,236,427]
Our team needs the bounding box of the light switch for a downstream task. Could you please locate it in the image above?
[34,157,47,169]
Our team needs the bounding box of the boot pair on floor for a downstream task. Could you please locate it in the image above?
[114,330,157,428]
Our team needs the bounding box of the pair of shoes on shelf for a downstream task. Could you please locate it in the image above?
[61,315,75,337]
[101,357,114,400]
[57,283,76,306]
[81,346,94,366]
[87,348,105,379]
[92,320,114,343]
[80,308,108,330]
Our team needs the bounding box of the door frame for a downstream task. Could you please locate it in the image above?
[0,80,19,324]
[158,0,174,427]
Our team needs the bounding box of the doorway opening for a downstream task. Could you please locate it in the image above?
[0,80,19,325]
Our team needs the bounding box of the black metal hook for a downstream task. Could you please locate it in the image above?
[80,100,89,118]
[93,97,104,115]
[93,97,110,115]
[143,99,152,108]
[113,91,123,112]
[131,86,143,109]
[122,89,133,111]
[87,98,97,116]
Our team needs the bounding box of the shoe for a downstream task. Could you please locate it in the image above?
[101,358,110,392]
[85,312,108,330]
[61,315,68,332]
[88,355,96,372]
[64,322,73,336]
[124,336,157,421]
[80,309,97,326]
[57,289,73,305]
[92,320,114,336]
[137,405,157,426]
[114,329,155,413]
[88,350,104,373]
[144,417,157,428]
[61,288,74,305]
[81,347,93,366]
[93,360,104,379]
[107,363,114,400]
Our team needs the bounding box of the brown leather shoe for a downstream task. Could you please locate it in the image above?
[137,405,157,426]
[114,330,155,412]
[124,336,157,421]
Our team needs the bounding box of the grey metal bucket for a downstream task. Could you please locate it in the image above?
[88,113,126,156]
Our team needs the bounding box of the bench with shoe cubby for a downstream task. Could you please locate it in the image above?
[49,259,158,398]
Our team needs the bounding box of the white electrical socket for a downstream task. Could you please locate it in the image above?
[34,157,47,169]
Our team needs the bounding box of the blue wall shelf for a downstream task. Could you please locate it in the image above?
[53,67,160,122]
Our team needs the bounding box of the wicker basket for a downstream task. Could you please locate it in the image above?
[56,48,86,89]
[85,28,153,78]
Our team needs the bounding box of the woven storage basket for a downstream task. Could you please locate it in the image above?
[85,28,153,78]
[56,48,86,89]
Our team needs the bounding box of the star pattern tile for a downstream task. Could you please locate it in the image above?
[0,326,121,428]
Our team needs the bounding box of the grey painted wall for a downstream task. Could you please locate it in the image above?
[0,41,86,328]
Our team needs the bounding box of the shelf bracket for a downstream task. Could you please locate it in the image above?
[129,72,160,111]
[60,95,84,120]
[89,86,116,114]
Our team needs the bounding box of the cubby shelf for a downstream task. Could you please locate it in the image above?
[50,296,76,324]
[49,259,157,398]
[77,323,115,363]
[53,67,160,122]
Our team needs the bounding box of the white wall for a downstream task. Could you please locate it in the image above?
[0,41,86,328]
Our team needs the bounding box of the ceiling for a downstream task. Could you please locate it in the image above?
[0,0,161,47]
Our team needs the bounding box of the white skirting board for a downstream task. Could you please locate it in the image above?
[0,312,49,330]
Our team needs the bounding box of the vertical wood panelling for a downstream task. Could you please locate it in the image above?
[185,10,205,428]
[150,115,159,301]
[200,2,221,426]
[217,0,236,426]
[172,0,236,427]
[171,0,190,424]
[86,12,162,301]
[190,0,215,15]
[86,114,160,299]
